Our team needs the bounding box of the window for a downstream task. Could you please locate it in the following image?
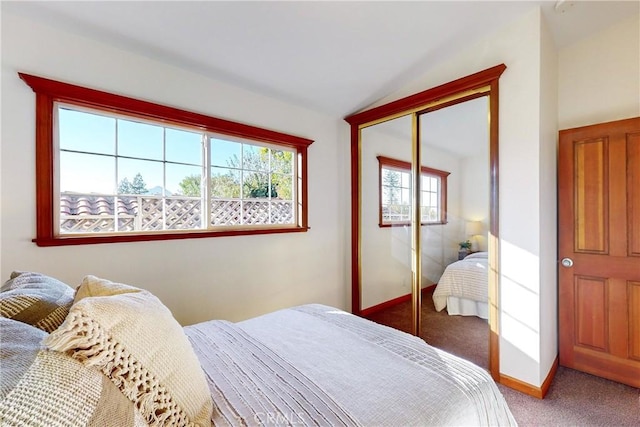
[20,73,313,246]
[377,156,449,227]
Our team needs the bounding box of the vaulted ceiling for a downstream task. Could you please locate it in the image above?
[4,1,638,119]
[7,1,635,159]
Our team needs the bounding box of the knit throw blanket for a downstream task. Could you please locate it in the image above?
[186,304,517,426]
[185,320,359,426]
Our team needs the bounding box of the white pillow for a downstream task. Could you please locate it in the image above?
[464,251,488,260]
[45,276,212,427]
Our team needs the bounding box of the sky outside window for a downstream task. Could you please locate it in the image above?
[58,106,244,195]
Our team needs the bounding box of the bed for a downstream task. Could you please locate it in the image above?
[1,272,516,426]
[432,251,489,319]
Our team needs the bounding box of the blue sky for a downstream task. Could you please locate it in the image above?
[58,107,255,195]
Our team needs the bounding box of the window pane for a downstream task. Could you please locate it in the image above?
[243,171,270,198]
[117,119,163,160]
[400,205,411,221]
[430,193,439,208]
[243,144,269,172]
[401,188,410,205]
[387,205,398,221]
[211,138,241,168]
[272,173,292,200]
[382,169,401,199]
[428,207,437,221]
[211,200,241,226]
[382,187,390,205]
[383,169,401,191]
[59,108,115,155]
[117,158,162,195]
[243,200,269,225]
[167,164,202,197]
[166,128,201,165]
[271,200,294,224]
[385,186,400,205]
[60,194,117,234]
[165,196,202,230]
[211,167,240,198]
[271,149,293,174]
[430,177,439,192]
[401,171,411,188]
[60,152,115,194]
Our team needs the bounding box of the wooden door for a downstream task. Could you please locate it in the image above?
[558,117,640,388]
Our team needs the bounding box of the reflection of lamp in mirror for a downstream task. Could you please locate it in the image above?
[465,220,483,252]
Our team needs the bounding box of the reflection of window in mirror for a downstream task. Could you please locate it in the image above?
[377,156,449,227]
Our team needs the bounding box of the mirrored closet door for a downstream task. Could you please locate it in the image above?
[418,96,490,368]
[359,114,415,326]
[346,64,505,378]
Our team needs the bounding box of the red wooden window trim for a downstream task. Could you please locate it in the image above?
[19,73,314,246]
[377,155,450,227]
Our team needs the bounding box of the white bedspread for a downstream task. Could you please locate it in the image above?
[186,304,516,426]
[433,252,489,313]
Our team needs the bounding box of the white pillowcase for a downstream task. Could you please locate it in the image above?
[45,275,212,427]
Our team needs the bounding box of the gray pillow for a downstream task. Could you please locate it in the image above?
[0,271,74,332]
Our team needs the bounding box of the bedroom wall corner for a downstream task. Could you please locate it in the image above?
[490,8,546,389]
[337,118,353,312]
[538,9,559,387]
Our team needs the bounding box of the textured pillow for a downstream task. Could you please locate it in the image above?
[0,317,148,427]
[0,271,74,332]
[45,276,213,427]
[464,251,488,260]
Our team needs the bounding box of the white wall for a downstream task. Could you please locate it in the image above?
[559,14,640,129]
[0,12,347,325]
[537,12,559,387]
[460,151,490,252]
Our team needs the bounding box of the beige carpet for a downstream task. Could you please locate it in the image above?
[366,289,640,426]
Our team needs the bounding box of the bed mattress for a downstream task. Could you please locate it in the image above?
[433,252,489,317]
[185,304,516,426]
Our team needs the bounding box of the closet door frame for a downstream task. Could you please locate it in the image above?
[344,64,505,380]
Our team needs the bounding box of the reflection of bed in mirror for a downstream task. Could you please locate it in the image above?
[432,251,488,319]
